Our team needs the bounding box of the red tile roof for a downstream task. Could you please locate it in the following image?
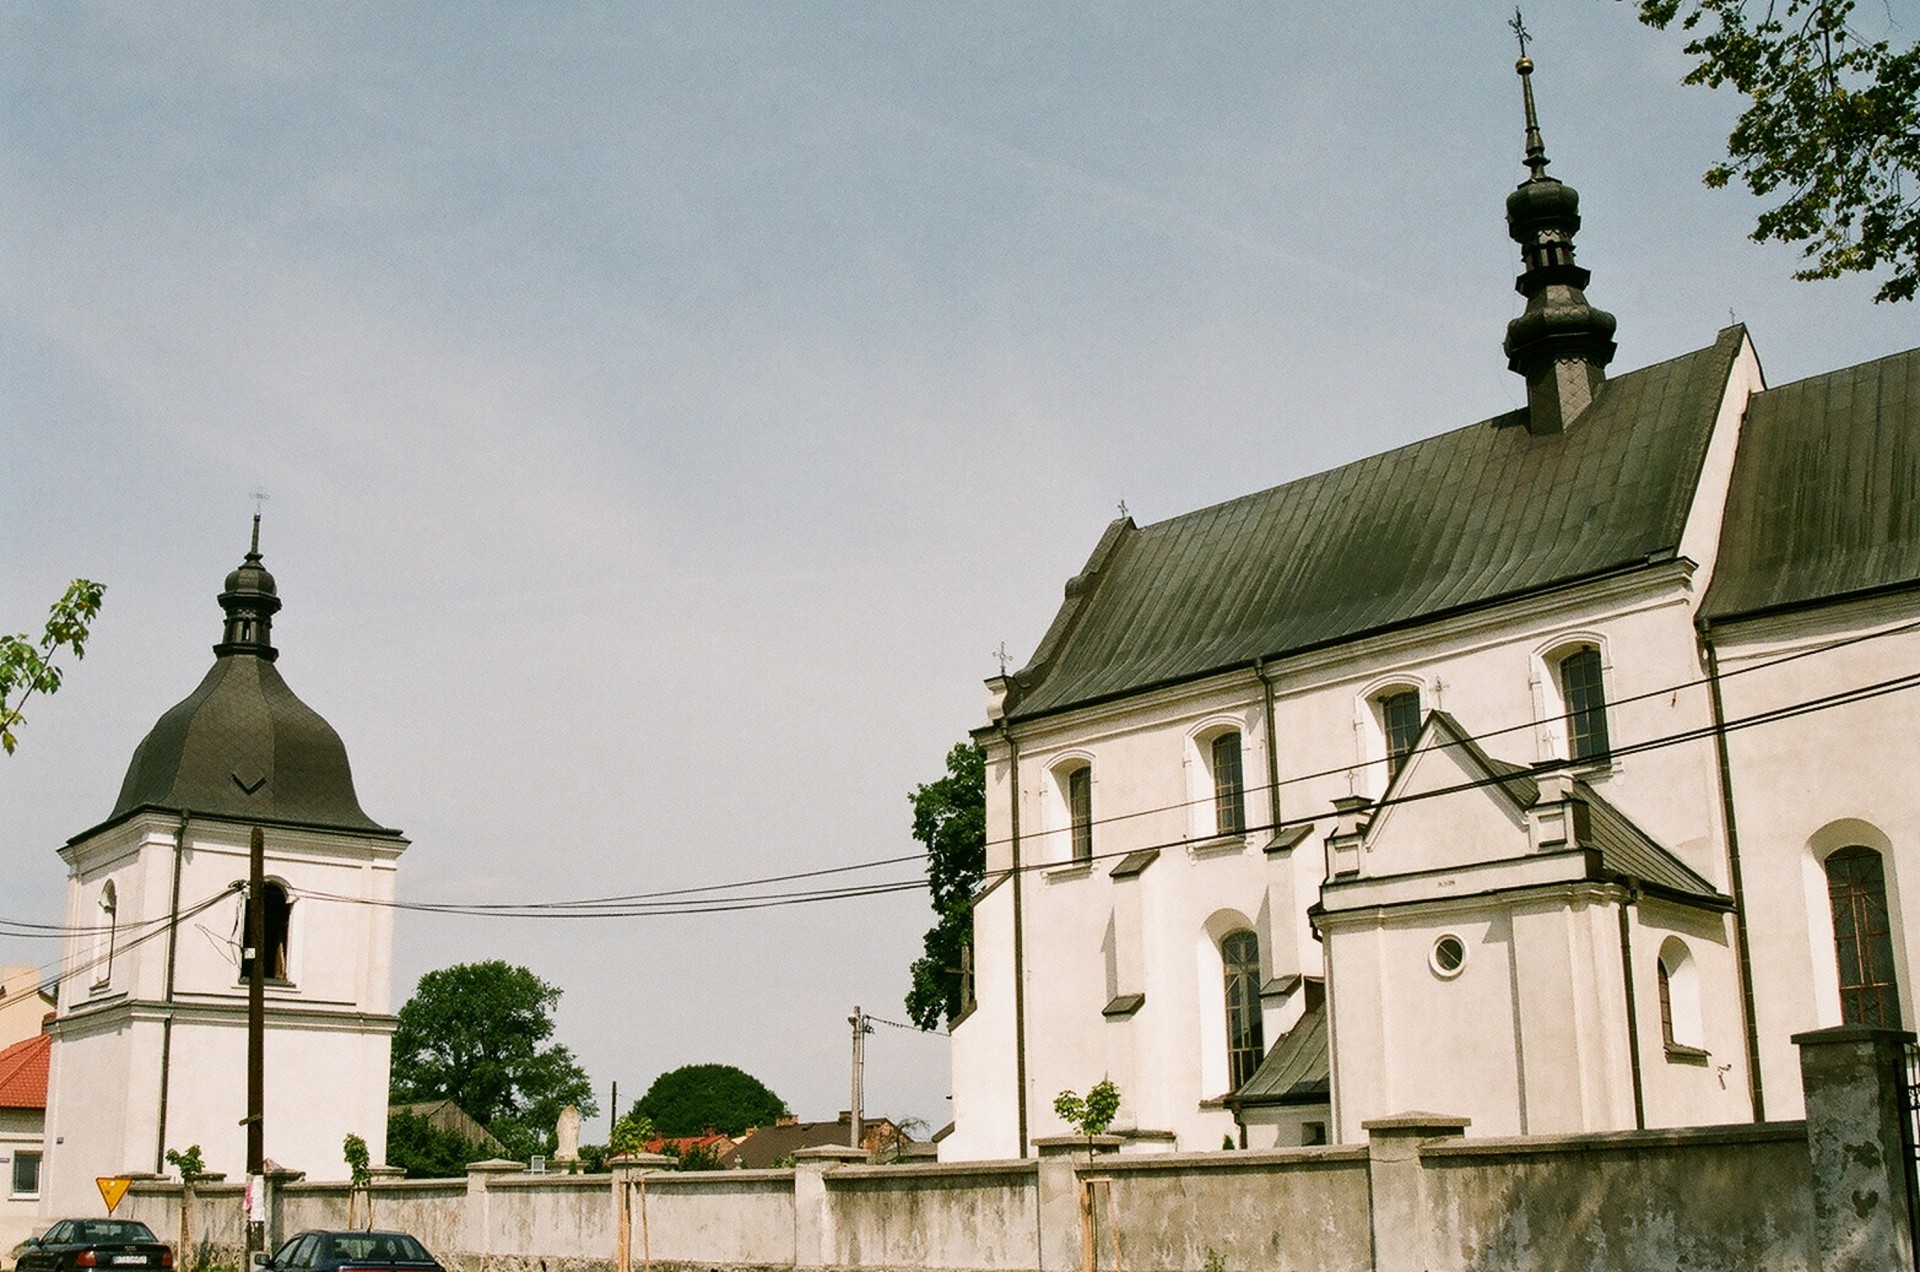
[0,1032,49,1110]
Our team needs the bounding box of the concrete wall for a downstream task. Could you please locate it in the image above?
[103,1032,1915,1272]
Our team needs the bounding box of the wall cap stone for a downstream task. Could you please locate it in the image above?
[1790,1024,1918,1045]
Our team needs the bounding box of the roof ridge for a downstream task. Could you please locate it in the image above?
[1125,331,1743,537]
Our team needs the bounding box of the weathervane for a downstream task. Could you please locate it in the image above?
[249,490,270,553]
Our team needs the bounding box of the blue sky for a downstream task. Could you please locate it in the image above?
[4,2,1913,1140]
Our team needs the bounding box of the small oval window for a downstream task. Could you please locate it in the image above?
[1431,934,1467,978]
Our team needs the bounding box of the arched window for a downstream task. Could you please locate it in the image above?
[1558,647,1610,763]
[1378,689,1422,780]
[242,881,293,982]
[1222,930,1264,1091]
[92,882,117,986]
[1825,846,1901,1026]
[1210,731,1246,838]
[1656,937,1703,1052]
[1066,765,1093,862]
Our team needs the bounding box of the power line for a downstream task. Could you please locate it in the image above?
[7,618,1913,931]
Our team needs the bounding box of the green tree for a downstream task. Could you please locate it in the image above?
[164,1145,206,1271]
[1053,1079,1121,1160]
[2,580,106,754]
[389,961,597,1160]
[904,741,987,1030]
[384,1110,492,1178]
[1629,0,1920,302]
[630,1063,786,1137]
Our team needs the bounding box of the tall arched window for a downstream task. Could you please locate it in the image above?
[1222,930,1264,1091]
[1066,765,1093,862]
[242,881,293,982]
[1210,731,1246,838]
[1558,647,1610,763]
[1378,690,1422,780]
[92,882,117,986]
[1825,846,1901,1026]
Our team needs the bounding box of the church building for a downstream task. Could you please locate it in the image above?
[942,56,1919,1158]
[38,528,407,1211]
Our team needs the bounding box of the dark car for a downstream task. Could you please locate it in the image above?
[13,1220,173,1272]
[253,1232,442,1272]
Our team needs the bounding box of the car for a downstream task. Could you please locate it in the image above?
[252,1232,443,1272]
[12,1220,173,1272]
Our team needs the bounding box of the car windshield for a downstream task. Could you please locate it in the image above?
[73,1223,157,1244]
[325,1235,431,1264]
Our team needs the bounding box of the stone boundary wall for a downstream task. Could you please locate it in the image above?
[108,1027,1913,1272]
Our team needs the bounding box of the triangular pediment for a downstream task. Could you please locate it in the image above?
[1356,712,1537,879]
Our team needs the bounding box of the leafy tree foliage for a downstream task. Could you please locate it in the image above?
[1630,0,1920,302]
[904,742,987,1030]
[389,961,597,1159]
[1,580,105,754]
[385,1110,491,1179]
[630,1063,786,1137]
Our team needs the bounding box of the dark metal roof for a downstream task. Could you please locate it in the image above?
[101,654,391,836]
[1226,996,1328,1108]
[1006,329,1747,722]
[81,546,394,840]
[1701,346,1920,622]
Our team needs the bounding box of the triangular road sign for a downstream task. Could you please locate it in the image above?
[97,1176,131,1214]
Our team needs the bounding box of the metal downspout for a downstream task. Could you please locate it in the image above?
[1255,658,1282,836]
[1000,727,1029,1157]
[155,810,188,1172]
[1616,889,1646,1130]
[1699,622,1766,1121]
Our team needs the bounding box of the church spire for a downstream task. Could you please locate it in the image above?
[1501,19,1617,436]
[214,513,281,661]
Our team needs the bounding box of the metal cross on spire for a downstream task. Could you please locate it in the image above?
[992,642,1013,675]
[1509,8,1531,61]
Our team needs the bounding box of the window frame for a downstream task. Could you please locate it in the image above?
[10,1148,41,1198]
[240,879,296,984]
[91,880,117,987]
[1558,646,1611,764]
[1825,845,1902,1028]
[1210,731,1247,839]
[1062,763,1093,864]
[1378,689,1422,782]
[1221,929,1265,1093]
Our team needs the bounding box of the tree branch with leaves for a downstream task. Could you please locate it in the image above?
[1630,0,1920,302]
[905,742,987,1031]
[2,580,105,754]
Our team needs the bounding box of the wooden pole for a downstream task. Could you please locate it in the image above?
[1079,1176,1095,1272]
[615,1176,630,1272]
[246,827,266,1254]
[639,1176,651,1272]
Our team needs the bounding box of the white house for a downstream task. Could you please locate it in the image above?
[39,527,407,1213]
[942,57,1918,1159]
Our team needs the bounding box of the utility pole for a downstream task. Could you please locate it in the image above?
[610,1081,618,1139]
[245,826,266,1252]
[847,1006,872,1150]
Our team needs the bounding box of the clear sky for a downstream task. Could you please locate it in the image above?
[4,2,1913,1142]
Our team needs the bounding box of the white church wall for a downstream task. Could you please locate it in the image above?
[1326,905,1525,1143]
[952,562,1746,1156]
[1706,592,1920,1122]
[1631,899,1748,1130]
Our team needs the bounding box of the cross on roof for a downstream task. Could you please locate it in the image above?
[1509,8,1531,60]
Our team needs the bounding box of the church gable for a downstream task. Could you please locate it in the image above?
[1355,712,1537,879]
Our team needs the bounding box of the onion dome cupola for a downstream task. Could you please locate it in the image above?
[1502,46,1617,436]
[100,519,393,835]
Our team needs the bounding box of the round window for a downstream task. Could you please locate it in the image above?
[1430,934,1467,978]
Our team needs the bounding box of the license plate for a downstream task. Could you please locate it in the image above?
[111,1257,148,1264]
